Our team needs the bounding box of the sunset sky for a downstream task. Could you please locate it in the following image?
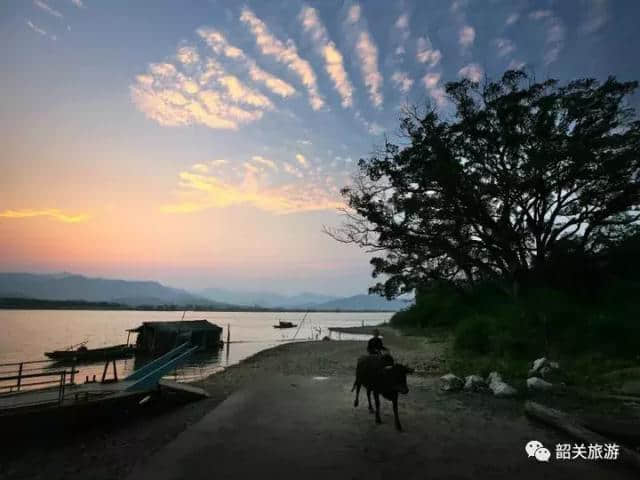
[1,0,639,295]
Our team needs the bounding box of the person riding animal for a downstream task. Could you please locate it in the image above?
[367,329,387,355]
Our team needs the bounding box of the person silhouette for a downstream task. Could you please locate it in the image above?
[367,329,387,355]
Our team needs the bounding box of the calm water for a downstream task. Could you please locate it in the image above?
[0,310,391,385]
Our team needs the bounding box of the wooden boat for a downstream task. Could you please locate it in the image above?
[45,344,135,362]
[273,321,297,329]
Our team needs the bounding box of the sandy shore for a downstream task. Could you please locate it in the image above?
[0,327,636,479]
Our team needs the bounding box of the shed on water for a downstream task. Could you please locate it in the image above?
[128,320,223,354]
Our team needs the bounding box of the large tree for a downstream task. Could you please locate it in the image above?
[328,71,640,298]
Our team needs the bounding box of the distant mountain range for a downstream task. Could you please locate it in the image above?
[199,288,409,311]
[0,272,410,311]
[0,272,221,307]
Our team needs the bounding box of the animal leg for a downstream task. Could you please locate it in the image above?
[373,391,382,424]
[366,388,373,413]
[392,395,402,431]
[353,383,360,407]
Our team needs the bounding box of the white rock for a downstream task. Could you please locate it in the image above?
[440,373,464,392]
[490,380,518,397]
[549,361,559,370]
[528,357,547,376]
[487,371,503,385]
[464,375,486,391]
[527,377,554,391]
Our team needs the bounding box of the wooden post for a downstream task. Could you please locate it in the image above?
[16,362,23,392]
[112,360,118,381]
[70,361,76,385]
[227,324,231,344]
[58,371,66,405]
[101,360,109,383]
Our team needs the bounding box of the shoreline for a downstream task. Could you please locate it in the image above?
[2,329,637,480]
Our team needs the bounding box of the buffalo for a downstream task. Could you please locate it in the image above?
[352,354,414,431]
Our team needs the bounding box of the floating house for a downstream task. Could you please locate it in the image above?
[128,320,223,354]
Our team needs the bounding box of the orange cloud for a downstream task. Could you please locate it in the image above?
[0,209,90,223]
[162,167,342,215]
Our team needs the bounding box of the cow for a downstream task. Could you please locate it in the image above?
[352,354,414,431]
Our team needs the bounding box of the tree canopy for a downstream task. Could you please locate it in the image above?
[329,70,640,298]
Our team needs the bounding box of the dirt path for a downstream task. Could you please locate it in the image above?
[1,330,636,479]
[129,373,635,480]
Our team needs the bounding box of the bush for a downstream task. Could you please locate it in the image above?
[454,316,492,353]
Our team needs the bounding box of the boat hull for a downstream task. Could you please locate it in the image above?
[45,345,136,362]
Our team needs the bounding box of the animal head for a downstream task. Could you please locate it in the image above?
[384,363,414,394]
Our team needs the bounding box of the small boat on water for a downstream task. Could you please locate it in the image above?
[45,344,135,362]
[273,320,297,329]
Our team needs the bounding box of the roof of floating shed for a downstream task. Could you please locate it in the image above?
[127,320,222,333]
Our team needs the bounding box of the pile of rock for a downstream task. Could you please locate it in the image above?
[526,357,564,392]
[439,371,517,397]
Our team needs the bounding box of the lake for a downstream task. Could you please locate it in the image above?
[0,310,392,385]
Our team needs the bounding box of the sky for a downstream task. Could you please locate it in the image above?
[1,0,639,296]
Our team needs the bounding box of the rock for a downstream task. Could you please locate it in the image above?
[528,357,548,376]
[487,371,517,397]
[464,374,486,391]
[487,371,503,385]
[490,380,518,397]
[549,361,560,370]
[527,376,554,391]
[440,373,464,392]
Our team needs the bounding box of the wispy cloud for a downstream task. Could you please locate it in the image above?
[393,12,410,58]
[198,28,296,99]
[416,36,442,67]
[283,162,304,178]
[217,75,274,109]
[176,46,199,65]
[459,25,475,49]
[505,13,519,26]
[26,19,47,36]
[422,72,441,89]
[295,153,309,168]
[132,52,270,130]
[162,170,342,215]
[0,208,89,223]
[458,63,484,82]
[71,0,85,8]
[530,9,565,65]
[347,4,361,24]
[251,155,278,171]
[34,1,63,19]
[300,5,354,108]
[240,7,324,110]
[529,10,552,21]
[355,31,383,107]
[391,71,413,93]
[581,0,608,34]
[494,37,516,57]
[344,4,383,108]
[192,163,209,173]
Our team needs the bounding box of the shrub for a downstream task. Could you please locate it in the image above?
[454,316,492,354]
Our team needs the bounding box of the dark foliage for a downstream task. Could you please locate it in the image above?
[328,71,640,298]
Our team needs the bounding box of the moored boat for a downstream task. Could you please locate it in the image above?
[273,320,297,329]
[45,344,135,362]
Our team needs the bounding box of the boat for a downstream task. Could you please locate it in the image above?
[273,320,297,329]
[45,344,135,362]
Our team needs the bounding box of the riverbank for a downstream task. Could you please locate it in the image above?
[1,328,637,479]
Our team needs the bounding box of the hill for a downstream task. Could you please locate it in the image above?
[0,272,224,308]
